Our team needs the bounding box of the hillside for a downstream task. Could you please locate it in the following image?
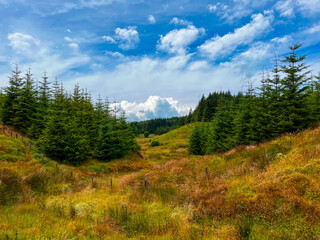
[1,123,320,239]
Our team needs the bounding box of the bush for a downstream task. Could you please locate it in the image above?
[144,131,150,138]
[150,140,160,147]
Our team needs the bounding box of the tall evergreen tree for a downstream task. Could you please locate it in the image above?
[279,44,311,132]
[11,68,37,133]
[2,64,23,124]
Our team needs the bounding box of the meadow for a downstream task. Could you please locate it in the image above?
[1,122,320,239]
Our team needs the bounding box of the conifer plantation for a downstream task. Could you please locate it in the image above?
[0,66,138,165]
[189,44,320,155]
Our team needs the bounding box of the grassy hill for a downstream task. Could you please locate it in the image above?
[1,123,320,239]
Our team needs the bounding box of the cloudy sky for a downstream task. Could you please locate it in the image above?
[0,0,320,121]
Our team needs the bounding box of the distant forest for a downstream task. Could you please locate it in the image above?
[0,68,139,165]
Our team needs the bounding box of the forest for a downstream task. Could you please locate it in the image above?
[189,44,320,155]
[0,68,138,165]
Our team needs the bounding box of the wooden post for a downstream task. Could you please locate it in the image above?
[16,133,18,139]
[70,171,73,177]
[205,167,209,180]
[10,131,12,137]
[145,174,148,189]
[110,178,112,189]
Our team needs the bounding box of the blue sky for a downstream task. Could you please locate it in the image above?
[0,0,320,121]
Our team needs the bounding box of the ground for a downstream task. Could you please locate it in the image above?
[1,123,320,239]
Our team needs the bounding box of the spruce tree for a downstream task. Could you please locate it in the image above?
[206,100,236,153]
[2,64,23,124]
[280,44,311,132]
[28,72,51,139]
[11,68,37,133]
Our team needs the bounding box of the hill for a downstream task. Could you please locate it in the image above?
[1,123,320,239]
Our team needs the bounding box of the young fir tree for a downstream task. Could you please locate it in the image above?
[206,100,236,153]
[11,68,37,133]
[2,64,23,125]
[279,44,311,132]
[28,72,51,139]
[39,81,69,161]
[265,57,284,138]
[248,71,272,143]
[188,125,207,155]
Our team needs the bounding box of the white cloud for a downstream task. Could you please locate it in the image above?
[148,15,156,24]
[207,3,228,13]
[68,42,79,51]
[105,50,125,58]
[102,35,116,43]
[7,32,90,82]
[114,26,140,50]
[103,27,140,50]
[170,17,192,26]
[8,33,41,57]
[275,0,295,17]
[297,0,320,14]
[199,11,274,59]
[113,96,190,121]
[274,0,320,18]
[52,0,119,14]
[64,36,73,42]
[157,25,205,55]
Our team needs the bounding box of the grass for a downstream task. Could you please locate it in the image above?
[1,123,320,239]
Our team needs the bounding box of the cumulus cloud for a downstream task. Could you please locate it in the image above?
[113,96,190,122]
[102,26,140,50]
[157,25,205,55]
[170,17,192,26]
[115,26,140,50]
[148,15,156,24]
[199,11,274,59]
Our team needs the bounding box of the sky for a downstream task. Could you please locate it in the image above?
[0,0,320,121]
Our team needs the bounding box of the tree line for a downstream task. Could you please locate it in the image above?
[0,66,139,165]
[130,116,187,136]
[189,44,320,155]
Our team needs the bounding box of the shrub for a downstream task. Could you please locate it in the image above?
[144,131,150,138]
[150,140,160,147]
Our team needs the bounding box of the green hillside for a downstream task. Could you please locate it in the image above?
[1,123,320,239]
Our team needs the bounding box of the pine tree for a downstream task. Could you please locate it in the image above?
[206,100,236,153]
[280,44,311,132]
[11,68,37,133]
[188,125,207,155]
[28,72,51,139]
[2,64,23,124]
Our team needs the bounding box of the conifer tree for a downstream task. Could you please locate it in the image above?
[188,125,207,155]
[2,64,23,124]
[28,72,51,138]
[11,68,37,133]
[206,100,236,153]
[280,44,311,132]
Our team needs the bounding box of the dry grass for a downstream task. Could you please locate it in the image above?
[1,123,320,239]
